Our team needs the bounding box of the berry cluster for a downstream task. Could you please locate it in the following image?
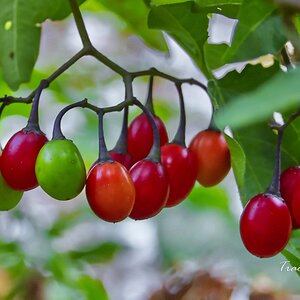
[0,79,231,223]
[0,76,230,222]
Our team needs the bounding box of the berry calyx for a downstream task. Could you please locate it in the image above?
[189,129,230,187]
[109,107,134,169]
[240,193,291,258]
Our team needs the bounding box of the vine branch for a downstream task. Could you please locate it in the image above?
[0,0,207,110]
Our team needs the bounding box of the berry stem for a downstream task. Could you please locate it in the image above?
[112,106,129,154]
[208,104,220,132]
[133,98,161,163]
[98,110,113,163]
[145,75,155,114]
[266,128,284,196]
[52,99,88,140]
[0,103,6,119]
[172,83,186,147]
[25,80,49,133]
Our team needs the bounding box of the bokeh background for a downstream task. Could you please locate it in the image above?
[0,2,299,299]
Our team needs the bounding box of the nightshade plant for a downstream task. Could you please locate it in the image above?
[0,0,300,294]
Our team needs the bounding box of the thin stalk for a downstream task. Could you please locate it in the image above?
[25,80,49,132]
[208,113,219,131]
[52,99,88,140]
[132,67,207,92]
[145,75,155,114]
[112,106,129,153]
[266,128,284,196]
[123,74,134,99]
[46,48,88,84]
[0,1,208,115]
[98,110,113,163]
[172,83,186,147]
[68,0,92,48]
[0,103,6,119]
[90,47,128,77]
[133,98,161,162]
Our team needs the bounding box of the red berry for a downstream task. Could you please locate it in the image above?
[128,113,168,163]
[109,150,134,170]
[86,161,135,223]
[291,185,300,228]
[1,130,48,191]
[280,166,300,228]
[161,143,197,207]
[129,160,169,220]
[189,130,231,187]
[240,193,291,258]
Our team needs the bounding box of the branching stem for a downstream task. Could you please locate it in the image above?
[0,2,207,107]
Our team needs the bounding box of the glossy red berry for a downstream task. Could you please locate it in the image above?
[280,166,300,228]
[291,185,300,228]
[86,161,135,223]
[1,130,48,191]
[128,113,168,163]
[109,150,134,170]
[129,160,169,220]
[189,130,231,187]
[161,143,197,207]
[240,193,291,258]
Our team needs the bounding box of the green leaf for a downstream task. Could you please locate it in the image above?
[193,0,242,18]
[35,0,86,22]
[225,135,245,188]
[68,242,122,263]
[288,230,300,253]
[232,123,276,205]
[281,249,300,276]
[151,0,242,18]
[78,275,109,300]
[187,184,230,212]
[0,0,41,90]
[96,0,168,52]
[148,2,211,77]
[204,42,229,70]
[224,0,287,62]
[0,0,85,90]
[215,67,300,130]
[208,61,280,109]
[294,14,300,35]
[151,0,189,5]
